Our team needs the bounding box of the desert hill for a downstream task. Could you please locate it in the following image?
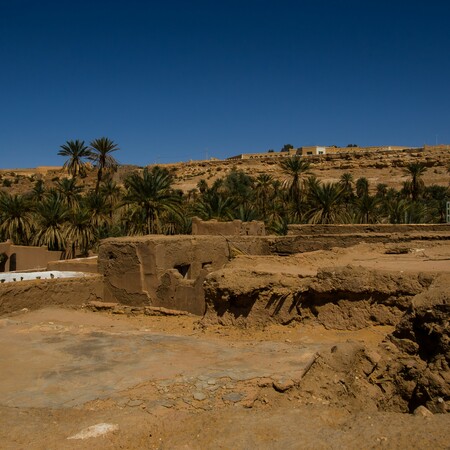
[1,146,449,196]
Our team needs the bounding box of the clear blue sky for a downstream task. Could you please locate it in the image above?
[1,0,449,168]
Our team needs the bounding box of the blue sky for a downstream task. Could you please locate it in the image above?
[1,0,449,168]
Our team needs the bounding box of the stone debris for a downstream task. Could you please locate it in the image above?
[273,378,295,392]
[222,392,244,403]
[87,301,119,310]
[160,399,175,408]
[67,423,119,440]
[193,392,207,401]
[257,377,273,388]
[127,399,144,407]
[86,302,192,316]
[413,406,434,417]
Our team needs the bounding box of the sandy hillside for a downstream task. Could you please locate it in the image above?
[1,147,449,195]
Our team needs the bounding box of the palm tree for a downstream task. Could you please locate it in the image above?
[405,202,429,224]
[99,179,123,220]
[375,183,388,199]
[222,169,255,206]
[254,174,273,219]
[0,193,33,244]
[55,177,83,208]
[279,156,311,203]
[123,166,181,235]
[82,191,111,230]
[234,204,260,222]
[160,206,192,235]
[356,177,369,198]
[30,179,46,203]
[385,197,409,224]
[33,191,69,251]
[355,195,380,224]
[89,137,120,192]
[339,172,355,201]
[307,182,348,224]
[65,206,97,258]
[121,205,148,236]
[423,185,450,222]
[197,179,208,194]
[192,188,235,221]
[58,140,91,179]
[404,162,427,201]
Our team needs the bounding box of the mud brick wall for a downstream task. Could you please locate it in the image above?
[98,235,269,315]
[97,227,450,314]
[191,217,265,236]
[0,275,103,315]
[0,241,62,272]
[47,257,98,273]
[287,224,450,236]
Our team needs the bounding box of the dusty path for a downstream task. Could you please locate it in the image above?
[1,308,449,449]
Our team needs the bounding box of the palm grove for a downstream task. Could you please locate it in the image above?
[0,139,448,258]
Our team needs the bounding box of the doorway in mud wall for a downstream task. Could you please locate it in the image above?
[0,253,8,272]
[9,253,16,271]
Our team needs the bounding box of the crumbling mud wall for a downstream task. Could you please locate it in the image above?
[381,274,450,413]
[0,275,103,315]
[191,217,265,236]
[202,265,438,329]
[47,256,98,273]
[97,232,449,315]
[297,275,450,414]
[98,235,269,315]
[270,232,450,255]
[287,224,450,236]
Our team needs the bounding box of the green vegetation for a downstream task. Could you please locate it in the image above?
[0,146,448,258]
[58,140,91,179]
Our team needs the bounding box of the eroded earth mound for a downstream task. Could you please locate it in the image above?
[201,241,450,416]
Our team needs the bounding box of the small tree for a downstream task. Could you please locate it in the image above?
[281,144,294,152]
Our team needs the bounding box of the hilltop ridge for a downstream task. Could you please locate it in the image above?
[0,146,449,196]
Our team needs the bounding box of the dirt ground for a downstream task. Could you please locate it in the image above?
[1,239,449,449]
[0,308,448,449]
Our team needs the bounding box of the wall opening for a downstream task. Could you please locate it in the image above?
[0,253,7,272]
[9,253,16,271]
[174,263,190,278]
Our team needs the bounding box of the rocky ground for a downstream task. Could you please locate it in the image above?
[0,240,449,449]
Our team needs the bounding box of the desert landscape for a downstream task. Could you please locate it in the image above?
[3,1,450,447]
[0,147,449,449]
[0,223,449,448]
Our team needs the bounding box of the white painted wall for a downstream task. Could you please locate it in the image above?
[0,271,92,283]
